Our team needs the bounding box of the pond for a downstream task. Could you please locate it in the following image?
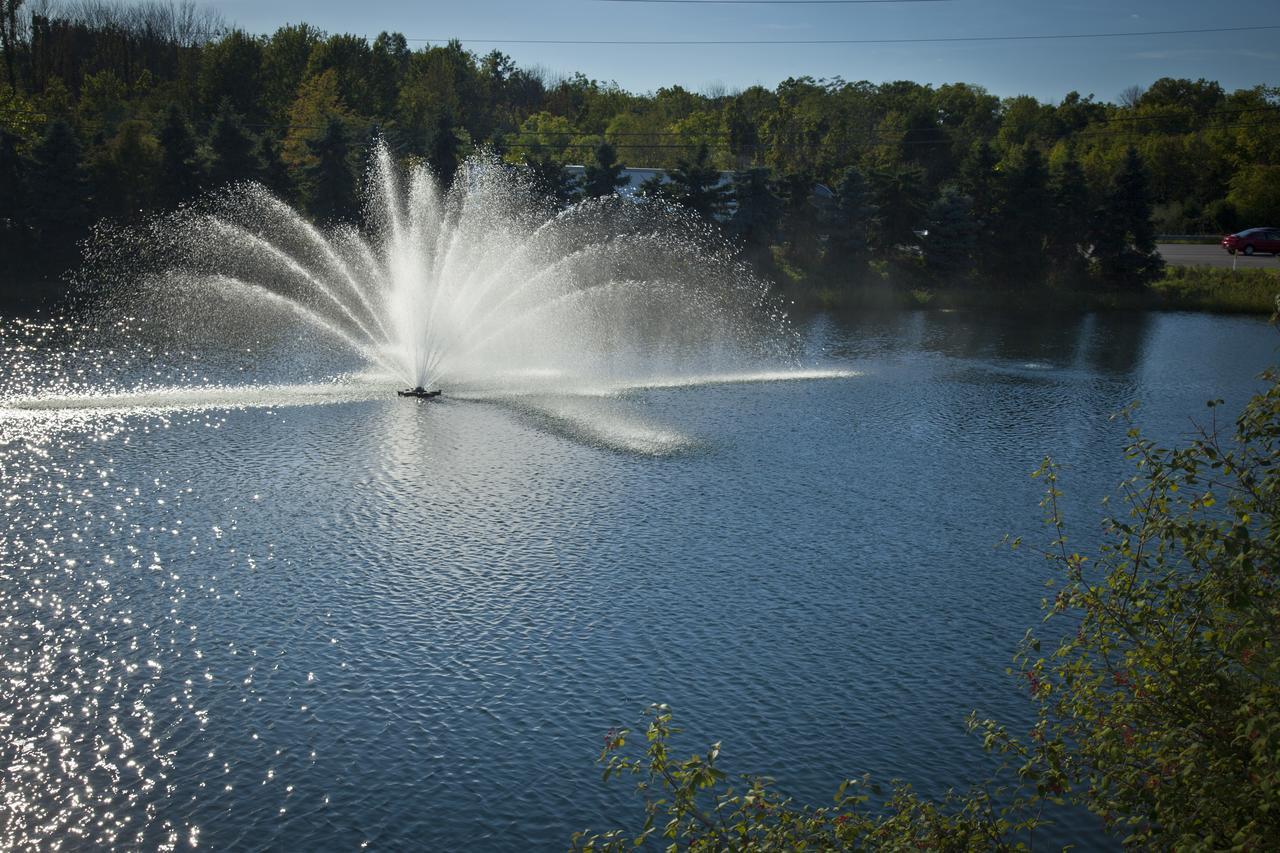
[1,307,1274,850]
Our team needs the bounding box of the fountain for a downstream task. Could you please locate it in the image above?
[80,143,799,403]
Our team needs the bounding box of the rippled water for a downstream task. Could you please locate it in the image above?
[1,308,1275,850]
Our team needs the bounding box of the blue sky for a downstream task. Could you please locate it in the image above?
[209,0,1277,101]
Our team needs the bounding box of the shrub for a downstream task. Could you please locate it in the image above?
[575,365,1280,849]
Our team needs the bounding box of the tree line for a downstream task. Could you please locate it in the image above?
[0,0,1276,299]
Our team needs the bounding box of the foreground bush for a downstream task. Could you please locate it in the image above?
[574,367,1280,850]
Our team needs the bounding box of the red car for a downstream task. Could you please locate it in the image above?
[1222,227,1280,256]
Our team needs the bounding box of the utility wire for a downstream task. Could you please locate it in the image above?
[594,0,951,4]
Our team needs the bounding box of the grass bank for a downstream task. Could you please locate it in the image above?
[782,266,1280,316]
[1147,265,1280,313]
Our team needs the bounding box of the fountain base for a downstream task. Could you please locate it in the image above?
[397,387,442,399]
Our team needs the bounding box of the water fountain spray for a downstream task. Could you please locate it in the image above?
[83,142,796,400]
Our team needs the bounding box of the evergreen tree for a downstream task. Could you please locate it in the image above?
[776,171,823,267]
[257,132,294,200]
[996,147,1052,284]
[822,165,877,281]
[29,119,90,265]
[663,143,731,219]
[304,116,357,223]
[91,119,161,221]
[635,172,668,200]
[1047,149,1091,281]
[1091,147,1164,289]
[867,162,927,258]
[0,126,29,266]
[0,0,22,91]
[157,104,203,208]
[728,167,781,265]
[958,140,1002,280]
[428,109,461,188]
[923,185,979,281]
[523,154,577,209]
[207,99,260,188]
[581,141,628,198]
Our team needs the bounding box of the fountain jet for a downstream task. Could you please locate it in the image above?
[88,142,796,397]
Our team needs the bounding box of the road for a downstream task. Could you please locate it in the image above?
[1157,243,1279,269]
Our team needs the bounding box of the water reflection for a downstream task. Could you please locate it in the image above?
[1078,311,1154,378]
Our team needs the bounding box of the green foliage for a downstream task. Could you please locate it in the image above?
[922,185,978,282]
[1045,150,1090,281]
[0,6,1273,291]
[256,132,293,201]
[868,161,927,257]
[206,99,259,188]
[980,375,1280,847]
[426,108,463,188]
[775,171,823,267]
[505,111,576,163]
[1150,266,1280,314]
[198,30,265,120]
[1226,165,1280,227]
[303,116,356,223]
[90,118,159,220]
[28,118,88,256]
[578,367,1280,849]
[581,141,628,198]
[571,704,1036,851]
[996,147,1052,285]
[522,153,577,209]
[822,165,877,282]
[157,104,202,208]
[0,124,28,260]
[728,167,781,262]
[662,143,731,219]
[1091,147,1164,289]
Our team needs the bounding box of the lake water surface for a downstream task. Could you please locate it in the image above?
[1,308,1275,850]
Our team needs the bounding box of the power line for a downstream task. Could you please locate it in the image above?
[595,0,951,4]
[407,24,1280,46]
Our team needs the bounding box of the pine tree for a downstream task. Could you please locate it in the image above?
[997,147,1052,284]
[664,143,731,219]
[581,141,628,198]
[728,167,781,265]
[29,119,90,264]
[256,132,294,200]
[1047,149,1090,281]
[523,153,577,209]
[923,185,979,281]
[958,140,999,221]
[0,126,29,267]
[822,165,877,281]
[958,140,1002,279]
[428,109,460,189]
[91,119,161,221]
[777,171,822,267]
[157,104,203,208]
[304,116,357,223]
[207,99,260,188]
[1091,147,1164,289]
[867,162,927,258]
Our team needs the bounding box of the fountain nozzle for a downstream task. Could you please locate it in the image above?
[397,387,442,399]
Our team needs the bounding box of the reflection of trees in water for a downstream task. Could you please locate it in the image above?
[1078,312,1153,378]
[804,307,1155,378]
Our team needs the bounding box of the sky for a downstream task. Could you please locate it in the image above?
[207,0,1277,102]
